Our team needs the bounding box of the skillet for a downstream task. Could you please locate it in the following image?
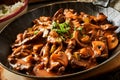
[0,1,120,80]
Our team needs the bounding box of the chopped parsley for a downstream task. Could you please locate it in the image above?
[74,27,83,31]
[34,30,39,35]
[51,21,70,35]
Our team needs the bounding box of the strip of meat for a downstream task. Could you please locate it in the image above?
[12,31,43,48]
[40,43,50,67]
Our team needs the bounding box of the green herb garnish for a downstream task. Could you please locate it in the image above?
[51,21,70,35]
[83,34,86,37]
[74,27,83,31]
[51,21,58,29]
[34,30,39,35]
[77,27,83,31]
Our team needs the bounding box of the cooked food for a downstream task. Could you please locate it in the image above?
[0,0,24,18]
[8,8,119,76]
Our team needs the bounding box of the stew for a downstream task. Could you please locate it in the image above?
[8,8,119,76]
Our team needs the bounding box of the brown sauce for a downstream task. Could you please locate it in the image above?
[8,8,119,76]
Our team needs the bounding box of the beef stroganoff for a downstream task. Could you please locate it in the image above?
[8,8,119,76]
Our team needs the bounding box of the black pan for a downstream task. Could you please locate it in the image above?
[0,1,120,80]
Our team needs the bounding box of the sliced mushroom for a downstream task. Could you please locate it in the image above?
[106,34,118,50]
[104,31,119,50]
[80,35,90,43]
[92,41,106,58]
[79,47,93,59]
[50,51,68,67]
[73,30,87,47]
[100,24,117,30]
[73,47,94,61]
[71,48,97,69]
[96,13,107,22]
[48,51,68,73]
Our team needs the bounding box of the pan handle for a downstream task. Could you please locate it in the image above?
[92,0,110,7]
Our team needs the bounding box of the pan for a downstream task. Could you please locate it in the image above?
[0,0,120,80]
